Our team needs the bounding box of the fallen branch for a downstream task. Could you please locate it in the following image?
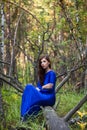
[63,94,87,122]
[0,76,23,93]
[44,94,87,130]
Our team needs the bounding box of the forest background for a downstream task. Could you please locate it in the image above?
[0,0,87,130]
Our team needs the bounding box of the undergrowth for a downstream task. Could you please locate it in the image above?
[1,85,87,130]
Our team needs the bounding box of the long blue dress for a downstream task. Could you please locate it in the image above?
[21,70,56,118]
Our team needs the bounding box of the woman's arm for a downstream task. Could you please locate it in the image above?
[42,83,53,89]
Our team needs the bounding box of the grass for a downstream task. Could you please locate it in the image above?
[56,90,87,130]
[56,91,87,116]
[1,85,87,130]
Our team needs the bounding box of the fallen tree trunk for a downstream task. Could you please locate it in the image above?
[43,94,87,130]
[43,74,71,130]
[44,75,87,130]
[43,107,70,130]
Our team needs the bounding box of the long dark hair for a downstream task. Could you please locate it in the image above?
[38,55,51,85]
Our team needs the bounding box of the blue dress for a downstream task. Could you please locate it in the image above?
[21,70,56,118]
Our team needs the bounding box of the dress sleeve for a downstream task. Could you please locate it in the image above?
[49,71,56,85]
[37,81,42,89]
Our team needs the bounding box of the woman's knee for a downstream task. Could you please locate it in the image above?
[25,84,34,90]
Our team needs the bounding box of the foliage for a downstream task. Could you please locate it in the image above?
[0,0,87,84]
[76,111,87,130]
[1,85,87,130]
[2,85,45,130]
[0,0,87,129]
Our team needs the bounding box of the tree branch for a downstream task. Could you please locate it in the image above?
[58,0,83,61]
[0,75,23,93]
[4,0,45,28]
[55,72,71,93]
[0,60,10,65]
[56,63,86,78]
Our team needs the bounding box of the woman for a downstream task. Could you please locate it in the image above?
[21,55,56,121]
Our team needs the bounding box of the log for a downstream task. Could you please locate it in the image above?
[43,107,70,130]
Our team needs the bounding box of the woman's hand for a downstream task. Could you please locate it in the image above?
[36,87,40,91]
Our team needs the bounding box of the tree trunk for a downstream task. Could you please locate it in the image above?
[0,2,5,127]
[43,107,70,130]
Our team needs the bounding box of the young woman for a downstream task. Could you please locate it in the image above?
[21,55,56,121]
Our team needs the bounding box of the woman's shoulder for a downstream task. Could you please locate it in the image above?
[47,70,56,75]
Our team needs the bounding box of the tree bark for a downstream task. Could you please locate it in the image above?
[43,106,70,130]
[55,72,71,93]
[0,2,5,127]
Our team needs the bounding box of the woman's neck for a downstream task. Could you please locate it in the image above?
[45,68,51,73]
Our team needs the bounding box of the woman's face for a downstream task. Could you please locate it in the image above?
[40,58,50,70]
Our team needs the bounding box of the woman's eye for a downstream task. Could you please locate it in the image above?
[41,60,46,63]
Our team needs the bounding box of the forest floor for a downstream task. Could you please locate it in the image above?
[1,85,87,130]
